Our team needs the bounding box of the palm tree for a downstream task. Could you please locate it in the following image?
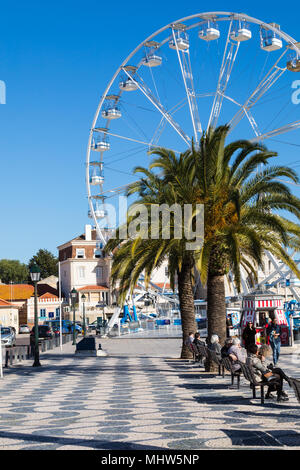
[105,125,300,361]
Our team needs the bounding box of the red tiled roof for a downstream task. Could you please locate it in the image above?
[0,284,34,300]
[39,292,59,300]
[78,285,109,292]
[0,298,19,308]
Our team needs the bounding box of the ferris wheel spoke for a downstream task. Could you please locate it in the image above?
[228,49,288,132]
[249,120,300,142]
[208,20,240,130]
[171,28,202,141]
[150,98,187,147]
[244,109,261,137]
[94,128,153,148]
[122,67,191,146]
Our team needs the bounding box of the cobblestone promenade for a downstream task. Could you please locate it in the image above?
[0,336,300,450]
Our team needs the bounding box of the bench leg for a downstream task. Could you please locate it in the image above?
[261,385,265,405]
[237,374,240,389]
[253,386,256,399]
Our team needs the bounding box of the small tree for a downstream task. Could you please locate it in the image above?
[28,249,58,280]
[0,259,29,284]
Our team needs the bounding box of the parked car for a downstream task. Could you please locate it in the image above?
[30,325,53,340]
[88,321,97,331]
[19,324,30,334]
[0,327,16,347]
[43,320,81,334]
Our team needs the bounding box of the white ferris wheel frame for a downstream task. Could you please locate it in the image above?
[86,11,300,246]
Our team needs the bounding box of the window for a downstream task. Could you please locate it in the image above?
[49,312,54,319]
[76,248,85,259]
[96,266,103,279]
[78,267,85,279]
[165,267,169,277]
[56,308,60,318]
[94,248,102,259]
[40,309,46,318]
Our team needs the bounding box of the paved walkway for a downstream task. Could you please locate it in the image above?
[0,337,300,450]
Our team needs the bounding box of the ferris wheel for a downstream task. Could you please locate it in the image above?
[86,11,300,248]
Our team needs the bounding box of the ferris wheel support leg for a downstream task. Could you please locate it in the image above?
[228,49,288,132]
[171,28,202,141]
[208,21,240,130]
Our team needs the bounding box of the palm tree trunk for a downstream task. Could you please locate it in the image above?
[206,267,226,372]
[177,258,197,359]
[207,271,226,344]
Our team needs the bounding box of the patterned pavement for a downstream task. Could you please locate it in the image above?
[0,336,300,450]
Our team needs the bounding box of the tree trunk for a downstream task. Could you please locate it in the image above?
[206,262,227,372]
[207,271,226,345]
[177,258,197,359]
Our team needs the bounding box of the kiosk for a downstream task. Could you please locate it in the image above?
[241,289,289,346]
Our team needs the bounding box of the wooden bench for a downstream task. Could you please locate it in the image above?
[238,361,267,404]
[188,342,198,362]
[194,342,208,365]
[221,356,241,388]
[288,377,300,404]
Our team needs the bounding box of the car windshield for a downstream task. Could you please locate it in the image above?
[1,328,11,335]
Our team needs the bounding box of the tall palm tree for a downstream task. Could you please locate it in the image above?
[105,126,300,360]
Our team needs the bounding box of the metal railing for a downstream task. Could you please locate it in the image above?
[1,334,73,368]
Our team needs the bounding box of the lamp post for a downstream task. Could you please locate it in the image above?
[81,294,86,338]
[30,263,41,367]
[70,288,77,345]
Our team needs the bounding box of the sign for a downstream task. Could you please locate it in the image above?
[280,326,289,346]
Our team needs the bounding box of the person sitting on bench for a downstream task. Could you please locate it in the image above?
[228,337,246,372]
[208,334,222,359]
[247,343,290,402]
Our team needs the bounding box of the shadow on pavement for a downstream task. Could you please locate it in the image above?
[0,430,165,450]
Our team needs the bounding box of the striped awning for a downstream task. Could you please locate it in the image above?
[275,309,288,325]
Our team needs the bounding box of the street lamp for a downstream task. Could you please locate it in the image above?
[70,288,78,345]
[81,293,86,338]
[30,263,41,367]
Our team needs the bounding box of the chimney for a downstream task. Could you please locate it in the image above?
[85,224,92,241]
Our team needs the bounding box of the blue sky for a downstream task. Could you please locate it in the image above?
[0,0,300,264]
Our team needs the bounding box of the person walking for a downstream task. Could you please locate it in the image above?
[242,321,256,351]
[267,318,282,365]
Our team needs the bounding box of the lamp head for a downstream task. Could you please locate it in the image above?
[30,263,41,283]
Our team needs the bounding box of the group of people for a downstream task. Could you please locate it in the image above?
[242,318,283,365]
[188,317,290,403]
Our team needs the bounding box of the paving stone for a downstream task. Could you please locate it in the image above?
[0,337,299,450]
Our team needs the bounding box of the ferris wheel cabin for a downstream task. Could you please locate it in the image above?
[142,41,162,67]
[198,21,220,41]
[169,27,189,51]
[142,54,162,67]
[230,20,252,42]
[101,107,122,119]
[91,139,110,151]
[260,23,283,51]
[287,43,300,72]
[119,78,138,91]
[101,95,122,120]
